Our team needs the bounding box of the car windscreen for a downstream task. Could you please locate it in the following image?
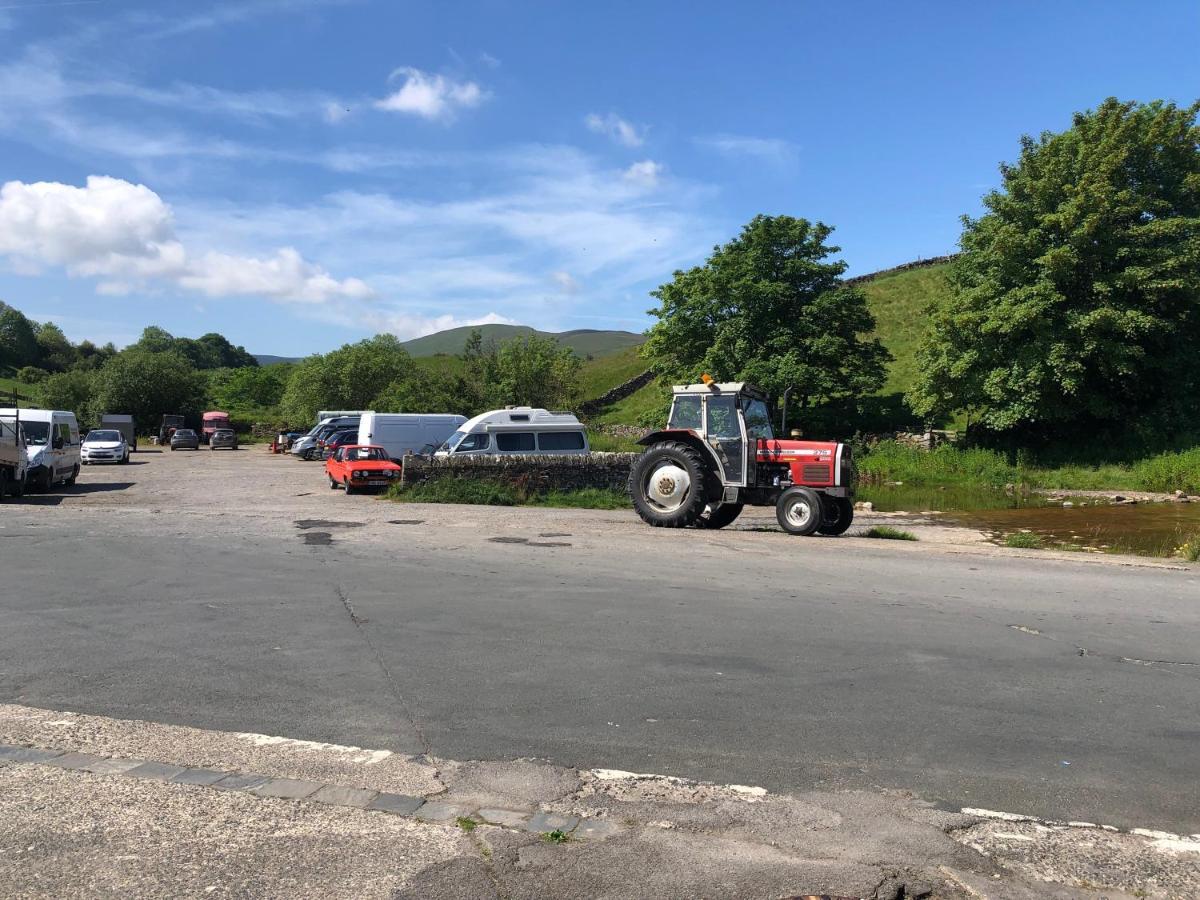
[86,430,122,442]
[438,430,466,452]
[347,447,388,461]
[174,430,196,437]
[22,421,50,445]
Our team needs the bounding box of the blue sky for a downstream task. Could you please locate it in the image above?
[0,0,1196,355]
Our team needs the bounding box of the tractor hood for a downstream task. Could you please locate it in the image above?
[757,438,840,459]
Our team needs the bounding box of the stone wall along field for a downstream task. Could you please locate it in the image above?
[400,452,641,493]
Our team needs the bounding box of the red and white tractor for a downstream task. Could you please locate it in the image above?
[628,380,854,535]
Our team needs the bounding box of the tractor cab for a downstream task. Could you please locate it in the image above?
[630,380,854,536]
[664,382,773,488]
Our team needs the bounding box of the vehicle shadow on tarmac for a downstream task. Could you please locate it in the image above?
[16,482,136,505]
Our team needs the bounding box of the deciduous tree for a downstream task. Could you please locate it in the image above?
[909,98,1200,444]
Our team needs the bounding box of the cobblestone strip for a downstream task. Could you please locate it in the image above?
[0,742,593,839]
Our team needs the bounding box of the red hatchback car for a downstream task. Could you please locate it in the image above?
[325,444,402,494]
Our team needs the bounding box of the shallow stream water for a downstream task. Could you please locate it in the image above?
[859,484,1200,557]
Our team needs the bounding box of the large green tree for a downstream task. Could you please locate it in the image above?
[280,335,418,424]
[0,303,40,370]
[462,331,581,410]
[909,98,1200,443]
[641,215,889,422]
[90,349,206,428]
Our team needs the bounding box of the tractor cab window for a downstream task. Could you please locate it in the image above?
[705,396,740,438]
[742,399,774,440]
[668,395,701,430]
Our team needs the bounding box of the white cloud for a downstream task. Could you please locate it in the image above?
[374,67,487,121]
[585,112,645,148]
[0,176,372,303]
[695,133,798,165]
[552,271,580,294]
[623,159,663,187]
[479,52,501,69]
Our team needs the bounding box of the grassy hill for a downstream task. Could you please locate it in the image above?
[858,261,953,397]
[0,375,34,405]
[577,260,956,428]
[402,324,644,358]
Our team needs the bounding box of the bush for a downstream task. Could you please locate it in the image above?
[1133,448,1200,494]
[857,441,1016,486]
[863,525,917,541]
[1004,532,1044,549]
[1176,536,1200,563]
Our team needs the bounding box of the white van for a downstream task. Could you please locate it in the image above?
[435,408,589,457]
[0,408,80,490]
[357,412,466,461]
[315,410,368,428]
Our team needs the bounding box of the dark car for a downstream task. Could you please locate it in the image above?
[321,429,360,459]
[210,428,238,451]
[170,428,201,451]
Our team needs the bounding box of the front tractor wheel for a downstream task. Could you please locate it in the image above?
[818,496,854,536]
[629,441,711,528]
[776,487,823,536]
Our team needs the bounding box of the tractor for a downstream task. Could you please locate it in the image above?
[628,379,854,535]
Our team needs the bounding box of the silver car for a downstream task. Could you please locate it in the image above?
[210,428,238,450]
[170,428,200,451]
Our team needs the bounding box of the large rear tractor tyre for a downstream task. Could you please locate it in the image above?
[696,502,744,530]
[817,496,854,536]
[776,487,823,536]
[629,441,712,528]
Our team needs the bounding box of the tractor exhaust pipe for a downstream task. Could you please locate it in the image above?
[780,386,795,436]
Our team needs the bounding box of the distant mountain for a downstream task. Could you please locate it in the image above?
[401,324,645,358]
[254,354,302,365]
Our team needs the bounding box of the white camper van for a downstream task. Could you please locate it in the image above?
[0,408,80,490]
[357,413,467,461]
[435,408,589,457]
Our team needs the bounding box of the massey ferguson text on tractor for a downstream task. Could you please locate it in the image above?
[628,379,853,535]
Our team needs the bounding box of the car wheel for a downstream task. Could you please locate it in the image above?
[344,479,356,495]
[329,475,338,489]
[66,465,78,486]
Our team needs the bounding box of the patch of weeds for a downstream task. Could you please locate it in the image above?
[455,816,478,832]
[864,525,918,541]
[528,487,630,510]
[1004,531,1044,549]
[1058,542,1088,552]
[541,829,571,844]
[1176,535,1200,562]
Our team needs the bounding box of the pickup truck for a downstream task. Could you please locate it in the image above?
[0,410,28,497]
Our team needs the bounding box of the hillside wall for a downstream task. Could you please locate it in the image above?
[578,370,655,416]
[400,452,639,492]
[844,253,959,285]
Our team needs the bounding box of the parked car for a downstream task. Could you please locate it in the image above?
[320,429,360,459]
[291,416,361,460]
[435,408,588,457]
[100,414,137,452]
[2,407,80,489]
[170,428,201,451]
[209,428,238,451]
[325,444,402,494]
[81,428,130,465]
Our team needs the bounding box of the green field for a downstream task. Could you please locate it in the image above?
[0,375,34,405]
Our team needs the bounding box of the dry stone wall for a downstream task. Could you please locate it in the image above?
[401,452,640,492]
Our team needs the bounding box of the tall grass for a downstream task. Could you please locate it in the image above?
[858,440,1200,495]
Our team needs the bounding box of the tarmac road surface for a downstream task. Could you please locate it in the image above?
[1,447,1198,834]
